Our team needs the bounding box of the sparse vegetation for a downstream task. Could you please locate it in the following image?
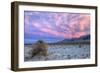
[24,44,90,61]
[31,40,48,57]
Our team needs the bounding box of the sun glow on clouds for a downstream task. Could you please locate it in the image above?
[24,11,90,43]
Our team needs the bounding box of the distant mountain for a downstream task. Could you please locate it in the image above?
[79,34,90,40]
[58,34,90,43]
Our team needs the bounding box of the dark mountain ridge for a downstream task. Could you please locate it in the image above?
[52,34,90,44]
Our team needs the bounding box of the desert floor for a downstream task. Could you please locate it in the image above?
[24,44,90,61]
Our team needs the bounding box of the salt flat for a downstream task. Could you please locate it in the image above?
[24,44,90,61]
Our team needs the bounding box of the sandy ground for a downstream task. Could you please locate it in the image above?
[24,44,90,61]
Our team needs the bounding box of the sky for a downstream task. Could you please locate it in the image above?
[24,11,90,44]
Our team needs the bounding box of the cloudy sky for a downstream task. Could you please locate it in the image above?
[24,11,90,44]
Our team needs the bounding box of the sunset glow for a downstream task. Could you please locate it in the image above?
[24,11,90,43]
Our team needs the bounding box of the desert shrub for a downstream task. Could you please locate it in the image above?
[31,40,48,57]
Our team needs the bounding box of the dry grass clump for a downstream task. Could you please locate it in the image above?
[31,40,48,57]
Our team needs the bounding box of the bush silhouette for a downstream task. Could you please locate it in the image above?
[31,40,48,57]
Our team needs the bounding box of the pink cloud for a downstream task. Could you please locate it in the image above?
[25,12,90,39]
[40,28,60,36]
[32,14,90,38]
[32,22,42,28]
[24,15,30,33]
[25,15,30,25]
[79,15,90,31]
